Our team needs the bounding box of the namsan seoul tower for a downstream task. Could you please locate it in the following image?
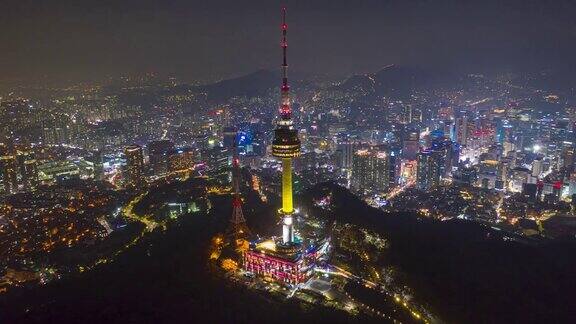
[243,9,329,284]
[272,7,301,245]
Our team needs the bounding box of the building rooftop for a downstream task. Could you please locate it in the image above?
[250,238,304,263]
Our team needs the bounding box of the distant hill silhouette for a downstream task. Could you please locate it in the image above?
[331,65,432,99]
[198,69,277,102]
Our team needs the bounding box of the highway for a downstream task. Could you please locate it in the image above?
[319,264,431,323]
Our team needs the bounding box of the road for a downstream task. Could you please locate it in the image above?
[320,264,431,323]
[387,180,415,201]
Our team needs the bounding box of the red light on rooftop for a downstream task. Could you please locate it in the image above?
[554,181,563,190]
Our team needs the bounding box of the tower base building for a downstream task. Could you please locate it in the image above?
[244,240,324,285]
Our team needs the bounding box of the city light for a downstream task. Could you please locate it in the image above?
[1,2,574,323]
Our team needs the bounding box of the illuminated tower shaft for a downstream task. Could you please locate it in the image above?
[272,8,300,244]
[281,158,293,213]
[281,158,294,243]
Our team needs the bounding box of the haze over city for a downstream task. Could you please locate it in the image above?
[2,0,576,86]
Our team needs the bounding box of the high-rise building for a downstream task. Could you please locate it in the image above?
[42,121,71,145]
[336,141,357,169]
[532,157,543,178]
[402,130,420,160]
[402,104,413,124]
[351,149,372,192]
[203,147,230,184]
[168,148,195,173]
[455,116,469,146]
[374,151,391,191]
[223,126,238,148]
[0,142,18,194]
[561,146,575,174]
[124,145,145,188]
[417,149,442,190]
[17,148,38,190]
[438,106,454,120]
[430,136,459,178]
[509,167,531,193]
[90,150,104,181]
[439,120,456,141]
[147,140,175,176]
[453,165,477,186]
[401,159,417,183]
[0,100,35,139]
[351,149,390,193]
[388,148,400,188]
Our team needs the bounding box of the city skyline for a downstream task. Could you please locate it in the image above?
[2,3,576,324]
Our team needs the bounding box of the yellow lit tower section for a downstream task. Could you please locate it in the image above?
[272,7,301,245]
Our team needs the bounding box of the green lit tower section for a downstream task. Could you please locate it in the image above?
[272,7,301,245]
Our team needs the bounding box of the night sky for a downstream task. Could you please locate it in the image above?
[2,0,576,84]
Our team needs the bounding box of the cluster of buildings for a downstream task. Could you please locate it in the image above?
[0,182,123,269]
[0,141,39,195]
[2,8,576,296]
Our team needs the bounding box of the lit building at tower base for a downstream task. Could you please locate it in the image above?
[243,237,329,285]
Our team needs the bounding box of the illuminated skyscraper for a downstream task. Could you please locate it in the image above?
[90,150,104,181]
[402,104,413,124]
[271,8,301,245]
[17,148,38,190]
[561,146,575,174]
[430,136,459,178]
[336,141,357,169]
[148,140,175,176]
[455,116,469,146]
[124,145,145,187]
[351,149,390,193]
[351,149,372,192]
[0,142,18,194]
[374,151,391,191]
[223,126,238,148]
[168,148,195,173]
[417,149,442,190]
[402,130,420,160]
[203,146,231,184]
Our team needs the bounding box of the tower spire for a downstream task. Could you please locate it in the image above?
[280,7,291,120]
